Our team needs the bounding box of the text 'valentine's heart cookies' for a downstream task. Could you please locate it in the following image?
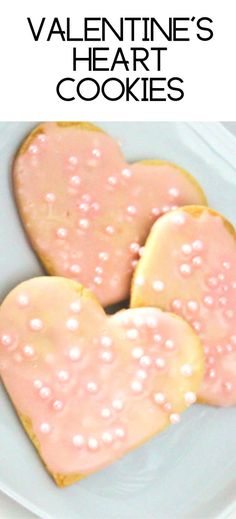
[131,206,236,406]
[0,277,203,486]
[13,122,207,306]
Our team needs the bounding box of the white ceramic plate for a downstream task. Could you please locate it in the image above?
[1,122,236,519]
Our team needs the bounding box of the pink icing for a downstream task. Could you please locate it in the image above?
[132,208,236,406]
[0,277,202,476]
[13,123,206,306]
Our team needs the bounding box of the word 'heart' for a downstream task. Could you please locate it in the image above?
[13,122,207,306]
[131,206,236,407]
[0,277,203,487]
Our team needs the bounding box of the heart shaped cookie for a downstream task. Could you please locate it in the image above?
[13,122,207,306]
[0,277,203,486]
[131,206,236,406]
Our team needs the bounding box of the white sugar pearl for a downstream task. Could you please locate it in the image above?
[165,339,175,350]
[127,205,137,215]
[184,392,196,404]
[100,336,113,347]
[121,168,132,178]
[192,321,202,332]
[23,345,35,358]
[33,379,42,389]
[180,364,193,376]
[101,407,111,419]
[154,392,166,404]
[86,381,98,393]
[45,192,56,203]
[39,387,52,399]
[132,347,144,359]
[66,318,79,331]
[154,334,162,343]
[70,175,81,186]
[105,225,115,235]
[152,280,165,292]
[151,207,161,216]
[146,316,158,328]
[73,434,84,447]
[130,242,140,253]
[155,357,166,369]
[207,277,218,288]
[95,266,103,275]
[29,145,38,154]
[169,187,179,198]
[112,399,124,411]
[107,176,118,186]
[131,380,143,393]
[179,264,192,276]
[192,256,202,267]
[79,219,89,230]
[169,413,180,424]
[134,276,145,287]
[115,427,125,439]
[69,264,81,274]
[70,301,81,313]
[53,400,63,411]
[56,227,68,239]
[100,350,114,363]
[87,438,99,450]
[40,423,51,434]
[140,355,152,368]
[69,346,81,361]
[102,432,113,444]
[99,252,109,261]
[1,334,13,347]
[192,240,204,251]
[94,276,103,285]
[68,155,79,165]
[57,370,70,382]
[181,244,192,255]
[126,329,139,340]
[187,300,199,312]
[203,295,214,307]
[17,294,29,307]
[171,299,182,311]
[38,134,46,143]
[171,213,186,225]
[29,318,43,331]
[136,369,148,380]
[133,316,145,327]
[92,148,101,158]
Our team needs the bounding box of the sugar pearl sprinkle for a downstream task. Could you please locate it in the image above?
[56,227,68,239]
[1,334,13,348]
[17,294,29,307]
[29,318,43,331]
[69,346,81,361]
[66,318,79,331]
[152,280,165,292]
[131,380,143,393]
[169,413,181,425]
[73,434,84,448]
[23,345,35,358]
[87,438,99,451]
[101,407,112,419]
[40,423,51,435]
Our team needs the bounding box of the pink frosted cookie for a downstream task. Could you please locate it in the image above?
[131,206,236,406]
[0,277,203,486]
[13,122,207,306]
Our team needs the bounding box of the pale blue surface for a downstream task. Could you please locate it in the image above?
[0,122,236,519]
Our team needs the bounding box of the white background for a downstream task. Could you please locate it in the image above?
[0,0,235,120]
